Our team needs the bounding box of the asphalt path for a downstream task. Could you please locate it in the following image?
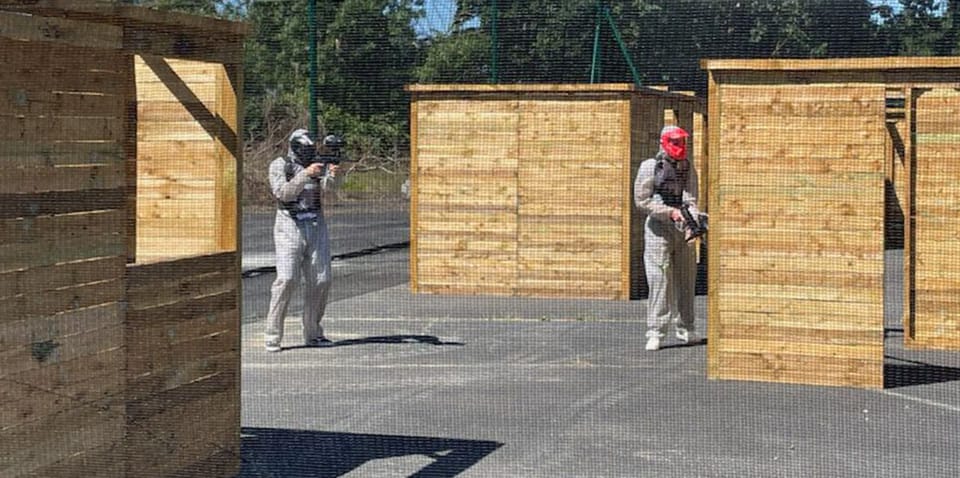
[238,201,960,477]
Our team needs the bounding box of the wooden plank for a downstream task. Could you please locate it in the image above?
[711,351,882,389]
[0,232,124,274]
[0,116,123,142]
[0,0,249,37]
[0,319,122,380]
[124,387,237,476]
[703,57,960,71]
[126,330,237,398]
[0,162,124,194]
[0,210,124,244]
[0,89,125,118]
[1,352,123,430]
[407,83,637,93]
[0,297,121,351]
[0,401,124,477]
[0,10,121,48]
[26,441,126,478]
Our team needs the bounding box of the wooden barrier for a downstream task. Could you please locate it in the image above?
[0,2,244,476]
[125,252,240,477]
[702,58,960,389]
[910,87,960,350]
[0,35,129,477]
[407,84,705,300]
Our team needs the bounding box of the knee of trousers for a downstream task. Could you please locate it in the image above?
[271,277,297,293]
[307,276,332,290]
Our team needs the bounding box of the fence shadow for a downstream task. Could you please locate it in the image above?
[238,428,502,478]
[884,357,960,388]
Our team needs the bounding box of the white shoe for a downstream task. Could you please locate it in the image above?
[265,340,281,352]
[675,328,698,344]
[645,335,661,351]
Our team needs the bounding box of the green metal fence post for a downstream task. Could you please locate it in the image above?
[308,0,319,137]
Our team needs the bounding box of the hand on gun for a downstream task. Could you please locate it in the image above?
[673,204,708,243]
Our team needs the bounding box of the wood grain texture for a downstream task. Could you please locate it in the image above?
[409,85,705,299]
[909,88,960,350]
[706,77,886,389]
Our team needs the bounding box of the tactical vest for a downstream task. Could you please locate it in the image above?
[277,159,321,216]
[653,155,689,208]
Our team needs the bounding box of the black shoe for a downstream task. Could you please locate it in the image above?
[305,337,334,347]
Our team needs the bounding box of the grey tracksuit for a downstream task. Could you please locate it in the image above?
[264,154,334,345]
[634,152,699,338]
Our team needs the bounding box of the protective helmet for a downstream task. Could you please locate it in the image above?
[660,125,689,160]
[288,128,317,165]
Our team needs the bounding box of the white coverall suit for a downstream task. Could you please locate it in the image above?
[634,126,699,347]
[265,129,335,348]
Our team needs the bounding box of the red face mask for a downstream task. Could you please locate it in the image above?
[661,128,689,160]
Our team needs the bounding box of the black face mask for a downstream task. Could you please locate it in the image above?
[291,141,317,165]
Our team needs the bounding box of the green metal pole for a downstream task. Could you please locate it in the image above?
[490,0,499,83]
[308,0,319,137]
[590,1,602,83]
[603,6,642,88]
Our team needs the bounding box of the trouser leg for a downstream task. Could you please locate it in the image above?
[301,217,333,342]
[673,238,697,332]
[265,215,304,344]
[644,222,673,338]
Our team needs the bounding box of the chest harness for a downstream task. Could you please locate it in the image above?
[653,155,689,208]
[277,159,322,219]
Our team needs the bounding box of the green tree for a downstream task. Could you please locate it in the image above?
[423,0,882,93]
[876,0,957,55]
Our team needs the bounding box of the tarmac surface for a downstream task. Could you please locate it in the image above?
[238,201,960,478]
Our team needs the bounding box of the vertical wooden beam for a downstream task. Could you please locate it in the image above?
[904,87,916,345]
[621,97,632,298]
[215,62,240,253]
[124,54,138,263]
[408,97,419,293]
[705,70,721,379]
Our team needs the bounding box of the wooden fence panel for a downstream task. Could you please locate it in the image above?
[411,98,520,295]
[134,55,237,261]
[0,39,127,476]
[909,88,960,350]
[517,99,631,299]
[124,252,240,477]
[707,79,886,389]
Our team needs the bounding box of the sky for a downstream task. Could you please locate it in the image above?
[416,0,457,37]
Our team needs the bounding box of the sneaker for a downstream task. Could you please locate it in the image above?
[265,341,281,353]
[675,328,698,344]
[645,335,661,351]
[306,336,334,347]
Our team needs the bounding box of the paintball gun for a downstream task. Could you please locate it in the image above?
[315,134,346,166]
[677,203,708,243]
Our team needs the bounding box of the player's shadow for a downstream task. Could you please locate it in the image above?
[283,335,465,351]
[238,428,502,477]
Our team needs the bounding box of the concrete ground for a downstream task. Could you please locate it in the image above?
[237,204,960,478]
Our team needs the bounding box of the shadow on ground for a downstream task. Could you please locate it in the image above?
[238,428,502,478]
[280,335,465,352]
[884,357,960,388]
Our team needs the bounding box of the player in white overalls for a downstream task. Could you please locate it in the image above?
[264,128,338,352]
[634,126,700,351]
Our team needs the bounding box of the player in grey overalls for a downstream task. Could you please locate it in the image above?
[634,126,700,351]
[264,128,338,352]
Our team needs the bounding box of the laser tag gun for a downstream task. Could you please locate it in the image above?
[677,203,708,243]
